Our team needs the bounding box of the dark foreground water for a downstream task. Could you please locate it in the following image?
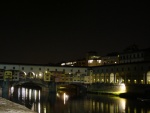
[8,86,150,113]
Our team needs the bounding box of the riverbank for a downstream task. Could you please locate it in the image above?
[0,97,36,113]
[87,90,150,100]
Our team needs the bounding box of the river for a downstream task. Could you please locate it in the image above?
[7,86,150,113]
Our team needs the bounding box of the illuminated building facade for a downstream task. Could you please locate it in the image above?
[0,63,91,84]
[90,61,150,85]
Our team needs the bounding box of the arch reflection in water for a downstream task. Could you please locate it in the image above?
[56,91,69,105]
[15,87,41,112]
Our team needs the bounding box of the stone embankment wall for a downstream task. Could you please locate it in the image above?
[87,83,150,94]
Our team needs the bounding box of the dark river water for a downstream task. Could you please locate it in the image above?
[8,86,150,113]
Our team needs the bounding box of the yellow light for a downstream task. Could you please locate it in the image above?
[134,80,137,84]
[63,93,69,105]
[88,60,93,63]
[97,60,101,63]
[120,83,126,93]
[141,80,143,84]
[128,79,130,83]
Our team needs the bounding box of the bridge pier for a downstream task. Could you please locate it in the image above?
[1,80,11,99]
[48,82,57,93]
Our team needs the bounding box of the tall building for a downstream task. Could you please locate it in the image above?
[119,45,150,63]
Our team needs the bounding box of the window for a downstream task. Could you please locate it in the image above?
[22,67,24,70]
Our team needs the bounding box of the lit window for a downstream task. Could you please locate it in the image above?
[148,80,150,84]
[141,80,143,84]
[97,60,101,63]
[106,79,108,83]
[61,63,65,66]
[116,79,119,83]
[88,60,93,63]
[134,80,137,84]
[128,79,130,83]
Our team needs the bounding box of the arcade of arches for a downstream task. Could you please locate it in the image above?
[92,71,150,85]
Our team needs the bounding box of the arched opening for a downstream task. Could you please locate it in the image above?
[126,73,131,84]
[100,73,104,83]
[105,73,109,83]
[115,73,120,83]
[36,72,43,80]
[92,74,96,83]
[27,72,36,79]
[96,74,100,83]
[120,72,125,83]
[146,71,150,84]
[19,71,27,80]
[110,73,114,83]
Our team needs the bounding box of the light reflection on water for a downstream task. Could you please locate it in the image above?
[9,86,150,113]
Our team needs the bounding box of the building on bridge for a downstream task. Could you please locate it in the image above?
[0,63,92,84]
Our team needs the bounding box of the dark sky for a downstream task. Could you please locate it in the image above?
[0,1,150,64]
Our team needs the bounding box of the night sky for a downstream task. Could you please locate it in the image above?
[0,1,150,64]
